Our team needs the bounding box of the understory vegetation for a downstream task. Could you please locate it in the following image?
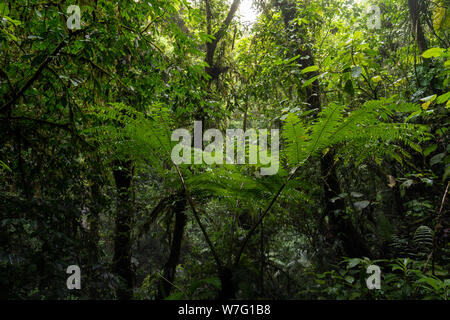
[0,0,449,300]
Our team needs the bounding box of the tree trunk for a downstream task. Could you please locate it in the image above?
[408,0,428,54]
[85,183,101,299]
[277,0,321,111]
[218,267,236,300]
[112,160,134,300]
[276,0,371,258]
[158,191,187,299]
[321,150,372,258]
[204,0,241,82]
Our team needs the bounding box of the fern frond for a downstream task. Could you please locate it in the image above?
[282,113,307,165]
[282,99,430,168]
[307,102,346,156]
[82,102,174,171]
[186,166,282,203]
[413,225,433,257]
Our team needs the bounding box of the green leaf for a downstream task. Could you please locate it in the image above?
[345,275,354,284]
[420,94,437,102]
[417,277,441,291]
[371,75,382,83]
[347,258,361,269]
[422,101,431,110]
[0,160,11,172]
[302,74,320,88]
[190,277,221,291]
[344,80,354,95]
[4,16,21,26]
[443,165,450,182]
[350,192,363,198]
[354,200,370,210]
[300,65,319,74]
[0,28,18,42]
[422,47,444,59]
[284,54,301,65]
[401,179,413,189]
[0,3,10,15]
[423,144,437,157]
[165,292,186,300]
[436,92,450,104]
[430,153,445,166]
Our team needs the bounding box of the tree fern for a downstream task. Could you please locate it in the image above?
[186,166,284,203]
[389,225,434,259]
[82,102,174,172]
[282,98,430,167]
[413,225,433,257]
[283,113,308,165]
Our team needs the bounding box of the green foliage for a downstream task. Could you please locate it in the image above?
[282,98,429,167]
[0,0,448,301]
[83,103,174,169]
[304,257,449,300]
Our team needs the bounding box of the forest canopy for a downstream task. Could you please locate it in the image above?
[0,0,449,301]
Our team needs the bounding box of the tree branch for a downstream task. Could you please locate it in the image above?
[0,28,86,115]
[172,162,224,271]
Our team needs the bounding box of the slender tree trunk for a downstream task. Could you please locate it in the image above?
[408,0,428,54]
[86,174,103,299]
[243,103,248,132]
[259,220,264,295]
[204,0,241,82]
[218,267,236,300]
[321,150,372,257]
[277,0,321,111]
[112,160,134,300]
[158,191,187,299]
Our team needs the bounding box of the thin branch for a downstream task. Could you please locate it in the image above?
[2,116,95,150]
[172,161,223,270]
[422,181,449,274]
[147,118,224,270]
[234,103,343,268]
